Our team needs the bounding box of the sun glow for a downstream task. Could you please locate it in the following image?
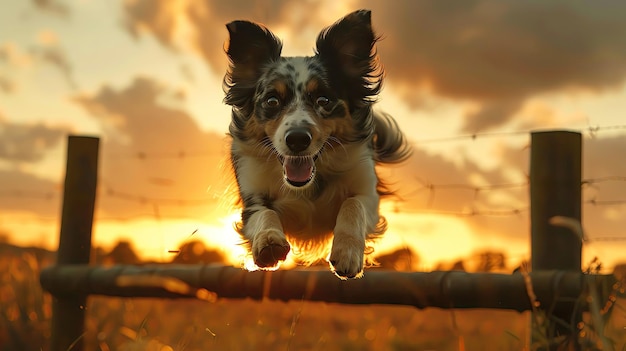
[86,209,251,266]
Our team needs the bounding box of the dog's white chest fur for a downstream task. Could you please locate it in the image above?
[235,142,378,240]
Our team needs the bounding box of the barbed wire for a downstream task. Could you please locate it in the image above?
[103,149,225,160]
[587,236,626,242]
[4,175,626,210]
[93,214,210,222]
[102,187,214,207]
[585,124,626,137]
[67,124,626,161]
[3,124,625,269]
[0,190,58,200]
[410,177,529,205]
[3,211,625,246]
[393,207,529,217]
[414,178,529,192]
[411,124,626,145]
[413,130,530,144]
[583,176,626,185]
[585,199,626,206]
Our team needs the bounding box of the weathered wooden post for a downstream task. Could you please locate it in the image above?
[49,136,99,351]
[530,131,582,350]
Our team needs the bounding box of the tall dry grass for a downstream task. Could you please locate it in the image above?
[1,242,624,350]
[0,249,52,350]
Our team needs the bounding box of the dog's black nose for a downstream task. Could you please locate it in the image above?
[285,128,312,153]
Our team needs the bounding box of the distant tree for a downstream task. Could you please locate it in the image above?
[0,229,9,243]
[450,259,466,272]
[170,240,226,264]
[375,247,418,271]
[475,250,507,272]
[434,259,466,272]
[105,240,140,264]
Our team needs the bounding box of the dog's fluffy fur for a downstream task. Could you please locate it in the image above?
[223,9,411,279]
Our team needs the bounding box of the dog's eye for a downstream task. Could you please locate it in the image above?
[265,96,280,108]
[315,96,330,107]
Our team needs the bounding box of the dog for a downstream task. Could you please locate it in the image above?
[223,9,411,279]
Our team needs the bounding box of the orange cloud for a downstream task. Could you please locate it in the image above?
[31,0,70,18]
[73,76,234,220]
[359,1,626,131]
[0,120,69,162]
[122,0,334,75]
[121,1,626,133]
[31,44,77,90]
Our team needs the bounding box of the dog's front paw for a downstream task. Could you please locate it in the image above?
[252,229,290,268]
[328,235,365,279]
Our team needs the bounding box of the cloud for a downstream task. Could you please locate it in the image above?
[121,1,626,132]
[0,120,68,216]
[389,143,529,237]
[386,131,626,250]
[582,135,626,237]
[73,76,233,219]
[584,136,626,178]
[1,37,75,90]
[0,47,7,63]
[358,0,626,131]
[75,77,203,147]
[464,99,524,133]
[30,45,77,90]
[123,0,181,49]
[69,73,534,240]
[0,42,34,68]
[0,169,60,217]
[0,120,69,162]
[122,0,330,74]
[0,76,15,94]
[0,75,233,225]
[31,0,70,18]
[188,0,330,70]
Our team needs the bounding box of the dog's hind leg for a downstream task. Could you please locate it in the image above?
[244,208,290,268]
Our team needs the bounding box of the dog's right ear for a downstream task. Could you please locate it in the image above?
[224,21,282,92]
[315,10,381,110]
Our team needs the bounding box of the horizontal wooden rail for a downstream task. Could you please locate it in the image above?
[40,264,613,312]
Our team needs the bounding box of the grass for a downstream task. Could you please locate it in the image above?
[81,297,530,351]
[1,242,624,350]
[0,248,52,350]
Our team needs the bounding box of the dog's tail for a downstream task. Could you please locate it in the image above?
[372,111,412,164]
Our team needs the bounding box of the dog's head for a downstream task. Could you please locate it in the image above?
[224,10,381,188]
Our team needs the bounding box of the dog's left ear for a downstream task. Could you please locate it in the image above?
[224,20,283,110]
[316,9,381,104]
[225,20,282,77]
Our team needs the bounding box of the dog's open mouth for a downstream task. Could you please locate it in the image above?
[283,156,316,187]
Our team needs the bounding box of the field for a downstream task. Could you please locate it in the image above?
[1,242,624,351]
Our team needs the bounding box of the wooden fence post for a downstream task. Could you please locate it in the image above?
[49,136,99,351]
[530,131,582,350]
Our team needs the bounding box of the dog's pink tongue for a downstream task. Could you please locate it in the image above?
[284,157,314,183]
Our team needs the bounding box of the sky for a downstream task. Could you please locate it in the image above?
[1,0,626,271]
